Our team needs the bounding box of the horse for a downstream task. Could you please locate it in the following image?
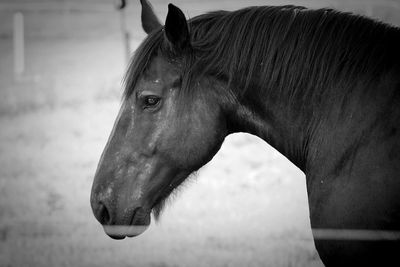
[90,0,400,266]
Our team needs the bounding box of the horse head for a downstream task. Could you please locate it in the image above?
[90,0,229,239]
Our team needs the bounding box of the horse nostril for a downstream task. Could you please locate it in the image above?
[98,202,112,225]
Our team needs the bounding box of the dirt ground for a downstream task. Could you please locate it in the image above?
[0,1,398,267]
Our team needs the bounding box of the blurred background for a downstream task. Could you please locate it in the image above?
[0,0,399,266]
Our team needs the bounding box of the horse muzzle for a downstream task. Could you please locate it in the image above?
[92,199,151,239]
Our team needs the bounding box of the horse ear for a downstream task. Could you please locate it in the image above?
[140,0,162,34]
[164,4,190,51]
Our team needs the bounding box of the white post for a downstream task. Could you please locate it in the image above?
[13,12,25,80]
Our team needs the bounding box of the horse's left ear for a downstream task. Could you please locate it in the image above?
[164,4,190,51]
[140,0,162,34]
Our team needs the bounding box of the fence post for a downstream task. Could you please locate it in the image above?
[13,12,25,80]
[115,0,131,65]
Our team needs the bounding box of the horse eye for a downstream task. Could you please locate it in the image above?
[143,96,161,108]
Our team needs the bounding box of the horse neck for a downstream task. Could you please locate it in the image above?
[226,89,312,172]
[222,26,400,174]
[227,64,400,176]
[201,9,400,173]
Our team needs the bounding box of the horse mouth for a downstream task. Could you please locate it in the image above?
[103,207,151,239]
[103,224,149,239]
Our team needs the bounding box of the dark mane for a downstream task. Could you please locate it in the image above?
[124,5,400,104]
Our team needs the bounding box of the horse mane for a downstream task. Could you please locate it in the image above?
[124,5,400,105]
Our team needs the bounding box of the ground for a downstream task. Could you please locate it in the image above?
[0,1,398,267]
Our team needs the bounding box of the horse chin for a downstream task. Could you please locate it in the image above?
[103,224,149,239]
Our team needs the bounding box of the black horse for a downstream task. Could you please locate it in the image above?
[91,1,400,266]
